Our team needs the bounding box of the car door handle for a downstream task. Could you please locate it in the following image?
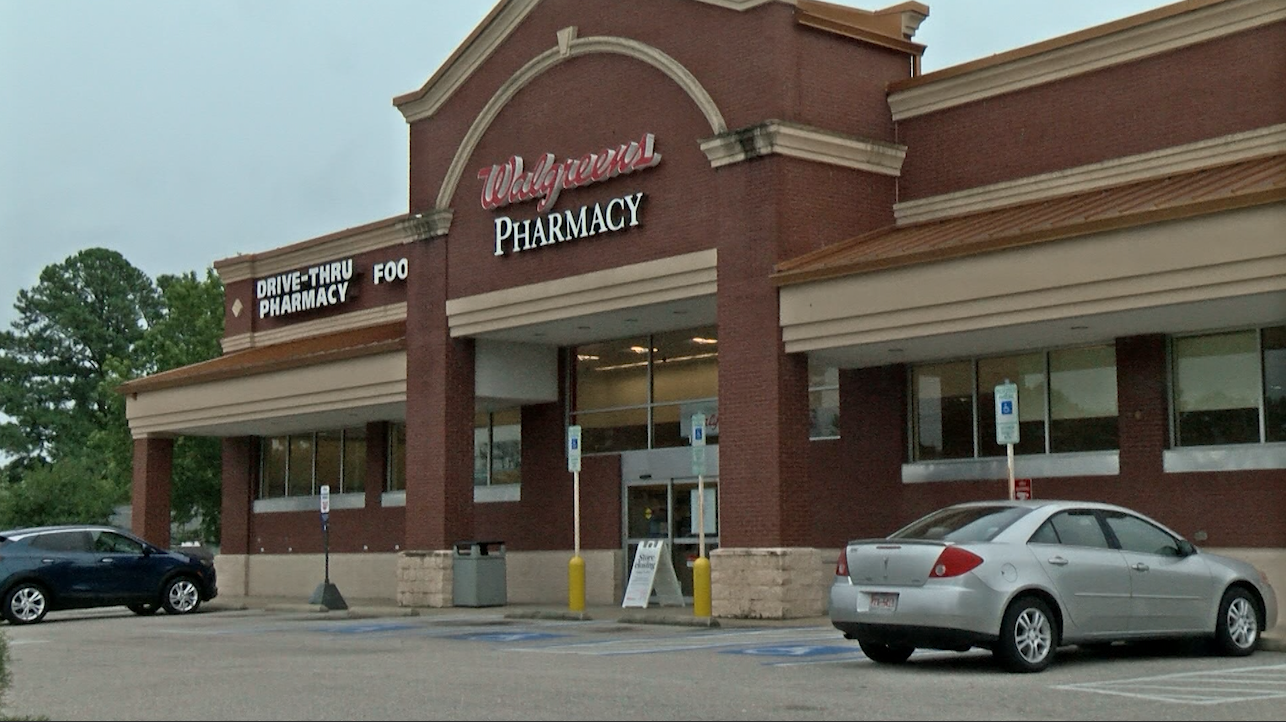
[41,558,56,564]
[1047,556,1069,566]
[1132,562,1149,572]
[99,558,115,564]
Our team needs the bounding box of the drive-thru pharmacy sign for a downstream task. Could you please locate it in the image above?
[477,133,661,257]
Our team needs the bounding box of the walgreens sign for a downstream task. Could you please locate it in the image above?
[477,133,661,257]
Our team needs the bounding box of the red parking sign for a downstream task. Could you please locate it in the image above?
[1013,478,1032,500]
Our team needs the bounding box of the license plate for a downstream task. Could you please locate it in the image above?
[867,592,898,612]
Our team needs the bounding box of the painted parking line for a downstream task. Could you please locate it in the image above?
[1055,663,1286,705]
[511,627,844,656]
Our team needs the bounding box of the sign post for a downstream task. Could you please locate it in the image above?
[567,425,585,614]
[994,381,1020,500]
[690,413,711,619]
[308,484,347,610]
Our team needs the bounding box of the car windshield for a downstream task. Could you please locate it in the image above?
[891,505,1032,542]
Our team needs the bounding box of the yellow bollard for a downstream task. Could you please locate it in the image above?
[692,555,711,618]
[568,554,586,612]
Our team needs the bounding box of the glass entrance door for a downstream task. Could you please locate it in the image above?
[624,477,718,599]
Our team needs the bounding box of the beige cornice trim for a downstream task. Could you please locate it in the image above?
[434,33,726,212]
[895,123,1286,225]
[394,0,541,122]
[700,119,906,174]
[394,0,795,123]
[401,209,454,241]
[215,221,417,284]
[221,303,408,353]
[446,249,717,337]
[888,0,1286,121]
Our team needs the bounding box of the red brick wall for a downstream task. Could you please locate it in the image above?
[896,22,1286,200]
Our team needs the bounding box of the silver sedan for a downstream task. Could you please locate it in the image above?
[829,499,1278,673]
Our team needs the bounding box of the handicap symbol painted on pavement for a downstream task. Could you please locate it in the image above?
[322,622,421,634]
[724,645,856,657]
[448,631,567,643]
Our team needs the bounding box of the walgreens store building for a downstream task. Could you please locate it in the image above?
[121,0,1286,619]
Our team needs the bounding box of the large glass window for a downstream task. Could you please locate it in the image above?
[809,362,839,440]
[572,326,717,454]
[1174,326,1283,446]
[1267,327,1286,443]
[1049,346,1118,452]
[913,361,974,460]
[387,422,407,492]
[977,353,1046,456]
[475,408,521,486]
[911,346,1119,461]
[259,427,366,499]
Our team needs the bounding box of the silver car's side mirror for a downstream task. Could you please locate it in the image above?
[1177,539,1197,557]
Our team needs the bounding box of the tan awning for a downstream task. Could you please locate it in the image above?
[118,321,405,396]
[773,155,1286,286]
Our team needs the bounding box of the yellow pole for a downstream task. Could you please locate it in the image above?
[569,554,585,612]
[569,468,585,612]
[694,471,711,618]
[693,556,711,618]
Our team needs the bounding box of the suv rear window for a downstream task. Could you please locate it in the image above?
[891,506,1032,543]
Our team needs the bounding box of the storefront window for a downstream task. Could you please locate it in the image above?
[287,435,313,496]
[1050,346,1117,452]
[387,422,406,492]
[572,326,717,454]
[475,408,521,486]
[911,345,1119,461]
[315,430,342,494]
[977,353,1046,456]
[258,427,366,499]
[809,362,839,440]
[262,437,287,498]
[343,426,366,493]
[1266,326,1286,443]
[1174,327,1279,446]
[913,361,974,460]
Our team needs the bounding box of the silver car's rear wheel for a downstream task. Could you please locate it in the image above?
[1214,587,1259,656]
[3,582,50,625]
[161,577,202,615]
[997,596,1055,673]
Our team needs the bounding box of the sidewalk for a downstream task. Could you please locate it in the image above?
[204,594,1286,652]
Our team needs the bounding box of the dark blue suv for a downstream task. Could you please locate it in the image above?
[0,524,218,624]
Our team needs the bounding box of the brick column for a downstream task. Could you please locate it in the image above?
[841,364,909,537]
[715,163,813,549]
[131,435,173,547]
[1116,335,1167,479]
[403,234,476,552]
[219,437,254,555]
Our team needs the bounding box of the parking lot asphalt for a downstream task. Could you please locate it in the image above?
[204,595,1286,652]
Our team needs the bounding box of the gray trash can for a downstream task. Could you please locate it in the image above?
[452,540,507,607]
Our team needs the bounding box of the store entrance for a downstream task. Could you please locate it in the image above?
[621,447,719,601]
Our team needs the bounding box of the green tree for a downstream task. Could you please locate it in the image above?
[98,269,226,542]
[0,453,119,529]
[1,253,225,544]
[0,248,161,467]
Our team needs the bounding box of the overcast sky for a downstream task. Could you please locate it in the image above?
[1,0,1176,329]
